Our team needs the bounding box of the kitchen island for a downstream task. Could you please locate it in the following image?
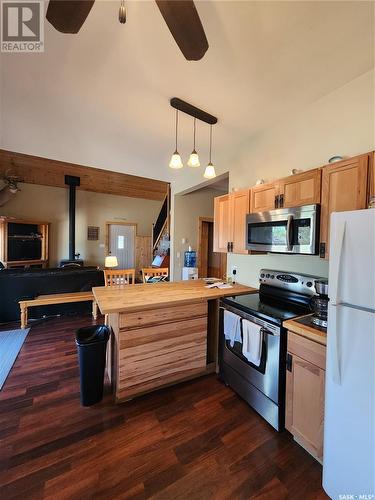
[93,280,256,402]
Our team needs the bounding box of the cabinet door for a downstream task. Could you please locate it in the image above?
[320,154,369,259]
[286,353,325,460]
[280,169,321,208]
[368,151,375,204]
[231,190,250,254]
[250,182,278,212]
[213,194,231,253]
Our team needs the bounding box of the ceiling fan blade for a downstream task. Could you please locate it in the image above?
[46,0,95,34]
[155,0,208,61]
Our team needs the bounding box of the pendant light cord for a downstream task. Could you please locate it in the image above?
[209,125,212,163]
[193,118,196,150]
[175,109,178,152]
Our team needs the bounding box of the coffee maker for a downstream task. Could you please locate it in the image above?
[310,279,329,328]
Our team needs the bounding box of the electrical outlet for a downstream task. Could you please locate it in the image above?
[230,265,238,276]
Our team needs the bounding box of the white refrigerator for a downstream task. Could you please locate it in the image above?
[323,209,375,499]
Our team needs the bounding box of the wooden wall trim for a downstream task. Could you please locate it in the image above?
[0,149,169,201]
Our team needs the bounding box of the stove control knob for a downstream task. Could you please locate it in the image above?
[260,273,265,278]
[266,273,270,278]
[270,275,275,279]
[306,281,313,287]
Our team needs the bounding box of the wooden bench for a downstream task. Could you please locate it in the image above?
[19,291,98,329]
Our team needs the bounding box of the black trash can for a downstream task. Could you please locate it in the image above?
[75,325,110,406]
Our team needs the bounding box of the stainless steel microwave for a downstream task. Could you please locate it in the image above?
[246,204,320,254]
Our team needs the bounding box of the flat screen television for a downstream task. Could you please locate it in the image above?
[7,222,42,261]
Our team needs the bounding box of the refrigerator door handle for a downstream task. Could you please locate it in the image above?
[329,305,342,385]
[329,218,346,305]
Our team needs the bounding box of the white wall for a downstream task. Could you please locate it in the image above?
[226,71,374,287]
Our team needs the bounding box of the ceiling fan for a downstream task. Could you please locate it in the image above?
[46,0,209,61]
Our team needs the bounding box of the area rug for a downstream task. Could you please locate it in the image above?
[0,328,30,390]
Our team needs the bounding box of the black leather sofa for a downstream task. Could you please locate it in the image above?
[0,267,104,324]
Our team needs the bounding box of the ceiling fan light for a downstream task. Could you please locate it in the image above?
[169,151,183,169]
[187,150,200,168]
[204,162,216,179]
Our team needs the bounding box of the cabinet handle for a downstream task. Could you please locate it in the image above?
[274,195,278,209]
[227,242,230,252]
[286,353,293,372]
[230,242,234,252]
[280,194,284,207]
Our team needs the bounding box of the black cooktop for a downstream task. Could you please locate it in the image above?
[222,292,310,325]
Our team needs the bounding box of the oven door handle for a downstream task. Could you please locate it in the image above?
[219,307,280,336]
[260,327,279,337]
[286,214,294,252]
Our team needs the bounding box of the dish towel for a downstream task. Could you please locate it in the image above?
[242,319,262,366]
[223,310,242,347]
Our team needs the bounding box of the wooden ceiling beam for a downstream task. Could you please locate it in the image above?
[0,149,169,201]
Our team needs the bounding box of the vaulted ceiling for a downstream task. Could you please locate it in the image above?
[1,1,374,191]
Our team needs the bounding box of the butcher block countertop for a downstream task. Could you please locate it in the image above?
[93,279,256,315]
[284,315,327,346]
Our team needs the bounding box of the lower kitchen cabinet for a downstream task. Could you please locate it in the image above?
[286,331,326,461]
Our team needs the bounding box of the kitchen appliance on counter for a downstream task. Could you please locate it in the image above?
[323,209,375,499]
[246,204,320,254]
[219,269,322,431]
[310,278,329,328]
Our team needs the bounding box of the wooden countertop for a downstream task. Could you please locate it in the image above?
[284,315,327,346]
[93,280,257,314]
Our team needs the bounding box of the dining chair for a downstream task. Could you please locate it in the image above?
[104,269,136,287]
[103,269,136,325]
[141,267,169,284]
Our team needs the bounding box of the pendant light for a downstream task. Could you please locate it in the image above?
[187,118,200,167]
[204,125,216,179]
[118,0,126,24]
[169,109,183,169]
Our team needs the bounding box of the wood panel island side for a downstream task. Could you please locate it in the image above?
[93,280,256,402]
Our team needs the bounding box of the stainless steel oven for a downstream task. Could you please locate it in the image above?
[219,303,286,431]
[246,204,320,254]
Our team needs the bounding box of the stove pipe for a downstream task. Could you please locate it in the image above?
[64,175,80,260]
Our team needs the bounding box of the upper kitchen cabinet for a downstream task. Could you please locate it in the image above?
[279,169,321,208]
[231,190,250,254]
[319,154,369,259]
[213,194,232,253]
[368,151,375,205]
[213,190,250,254]
[250,169,321,213]
[250,182,279,212]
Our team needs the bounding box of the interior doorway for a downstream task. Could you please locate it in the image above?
[197,217,227,279]
[106,222,136,269]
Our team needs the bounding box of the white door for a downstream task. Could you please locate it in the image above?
[323,303,375,499]
[329,209,375,310]
[109,224,135,269]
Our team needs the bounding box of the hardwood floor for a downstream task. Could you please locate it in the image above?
[0,315,328,499]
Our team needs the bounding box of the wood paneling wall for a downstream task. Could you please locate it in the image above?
[0,149,169,201]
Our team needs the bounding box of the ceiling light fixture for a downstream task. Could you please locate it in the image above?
[118,0,126,24]
[187,118,200,168]
[204,125,216,179]
[169,109,183,169]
